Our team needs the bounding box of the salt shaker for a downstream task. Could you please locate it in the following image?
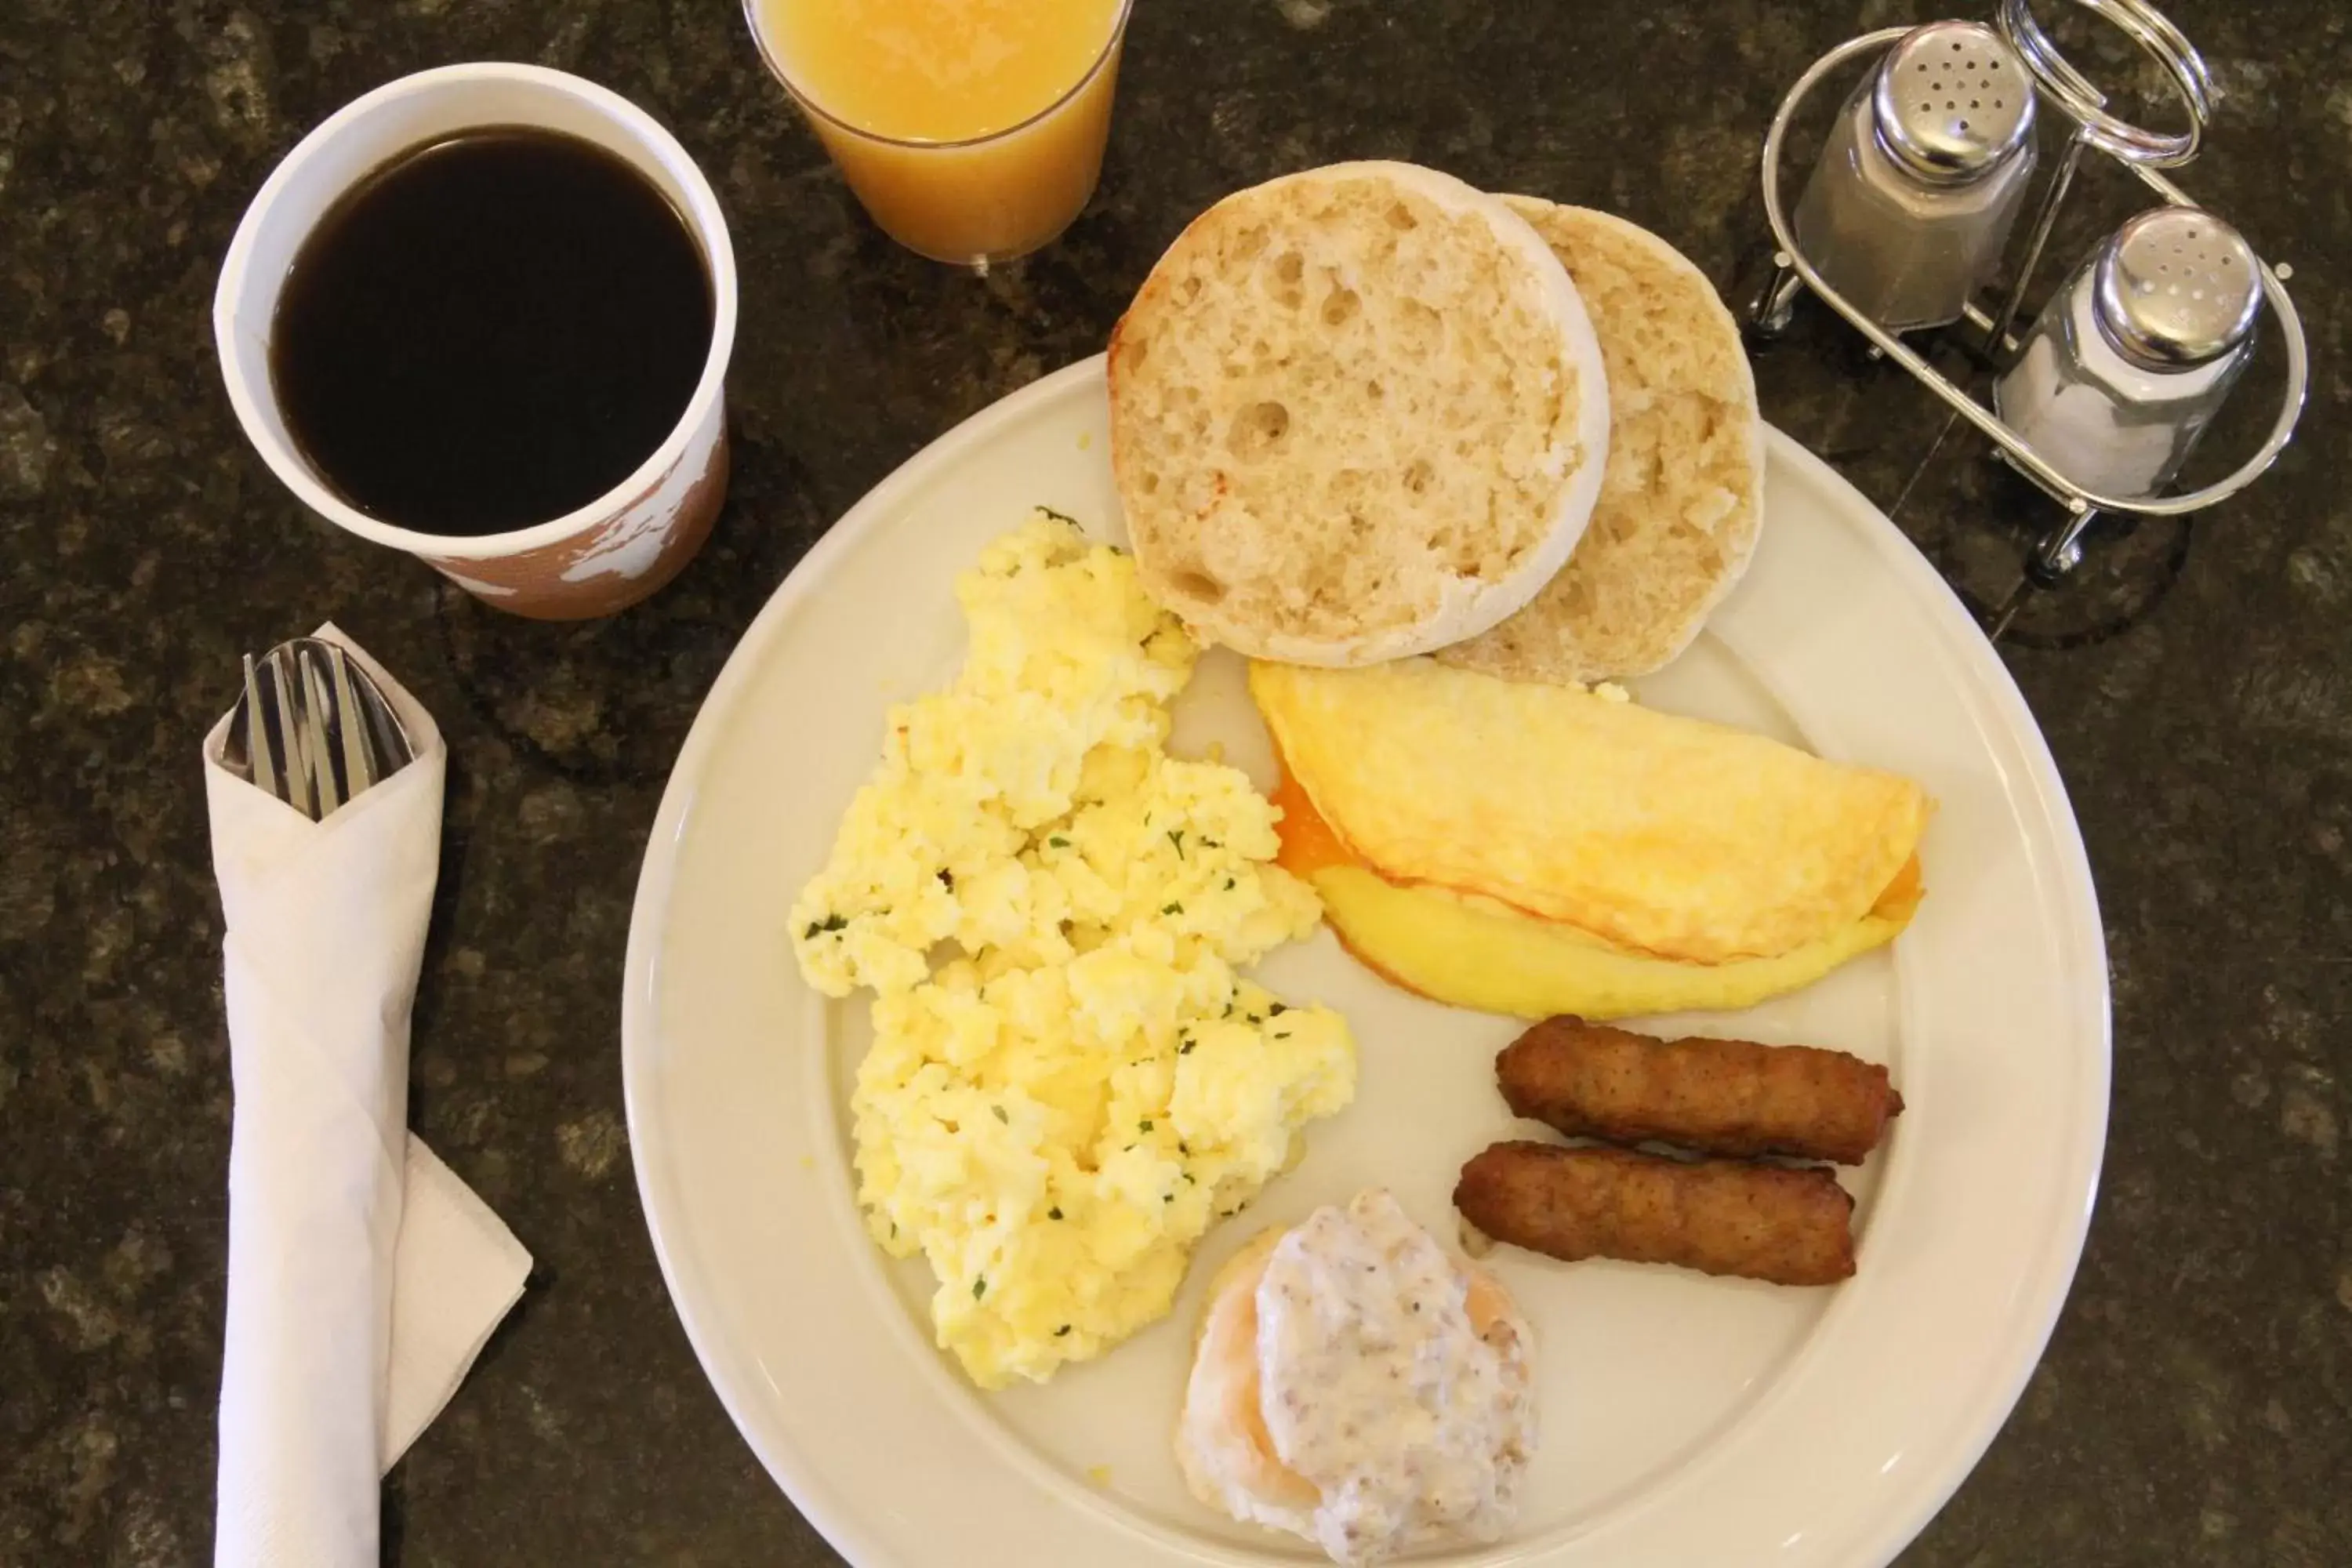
[1993,206,2263,500]
[1791,20,2038,332]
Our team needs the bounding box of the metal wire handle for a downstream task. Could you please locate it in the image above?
[1998,0,2211,167]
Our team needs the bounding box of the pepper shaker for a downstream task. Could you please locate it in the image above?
[1791,20,2039,332]
[1993,206,2263,500]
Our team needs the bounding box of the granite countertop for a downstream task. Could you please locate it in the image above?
[2,0,2347,1563]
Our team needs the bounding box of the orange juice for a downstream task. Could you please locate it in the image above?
[749,0,1130,264]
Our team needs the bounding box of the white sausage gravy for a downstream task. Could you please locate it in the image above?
[1175,1189,1536,1566]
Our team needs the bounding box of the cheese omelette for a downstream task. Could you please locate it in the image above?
[1251,657,1929,965]
[792,512,1356,1388]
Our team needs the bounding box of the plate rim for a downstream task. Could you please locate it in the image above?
[621,354,2110,1567]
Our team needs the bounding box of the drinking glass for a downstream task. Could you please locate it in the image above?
[745,0,1134,267]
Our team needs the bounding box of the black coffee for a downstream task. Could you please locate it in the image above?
[270,126,713,537]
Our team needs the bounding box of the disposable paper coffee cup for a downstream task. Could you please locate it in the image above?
[215,64,738,619]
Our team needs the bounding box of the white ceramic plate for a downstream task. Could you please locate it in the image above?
[622,357,2108,1568]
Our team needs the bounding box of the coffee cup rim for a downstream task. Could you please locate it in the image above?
[213,61,739,561]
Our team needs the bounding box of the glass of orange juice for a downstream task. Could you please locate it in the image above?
[745,0,1134,267]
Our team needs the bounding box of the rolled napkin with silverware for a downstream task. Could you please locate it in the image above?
[204,624,531,1567]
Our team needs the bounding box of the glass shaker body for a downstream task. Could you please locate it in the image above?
[1993,209,2262,501]
[1792,25,2039,332]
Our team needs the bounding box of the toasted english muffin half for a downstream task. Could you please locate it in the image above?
[1436,198,1763,684]
[1109,162,1610,666]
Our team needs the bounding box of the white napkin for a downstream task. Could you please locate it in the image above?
[206,625,531,1568]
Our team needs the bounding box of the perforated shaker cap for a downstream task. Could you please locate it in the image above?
[2092,207,2264,368]
[1871,21,2036,183]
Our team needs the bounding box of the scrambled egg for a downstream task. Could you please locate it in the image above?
[792,511,1356,1388]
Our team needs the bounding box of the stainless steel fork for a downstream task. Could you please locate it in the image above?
[223,639,416,821]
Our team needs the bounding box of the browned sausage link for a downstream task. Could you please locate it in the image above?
[1496,1016,1904,1165]
[1454,1141,1857,1286]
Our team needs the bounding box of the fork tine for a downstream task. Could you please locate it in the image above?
[299,645,346,818]
[326,646,379,796]
[241,653,283,801]
[270,647,318,822]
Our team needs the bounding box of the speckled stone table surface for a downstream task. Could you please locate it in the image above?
[2,0,2347,1563]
